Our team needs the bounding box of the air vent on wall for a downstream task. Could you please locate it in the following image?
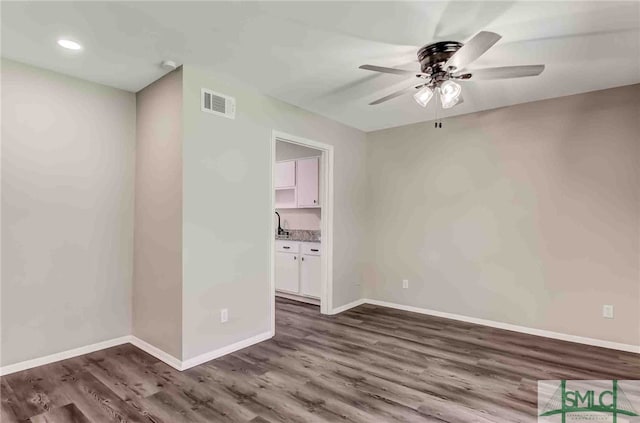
[201,88,236,119]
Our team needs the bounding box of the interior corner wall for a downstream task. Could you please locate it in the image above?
[133,68,183,360]
[180,65,368,360]
[365,84,640,346]
[1,59,136,366]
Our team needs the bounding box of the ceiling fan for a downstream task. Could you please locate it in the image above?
[359,31,545,110]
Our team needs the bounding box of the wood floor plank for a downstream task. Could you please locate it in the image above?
[1,379,21,423]
[3,297,639,422]
[198,361,333,423]
[139,387,227,423]
[84,348,163,400]
[3,367,71,420]
[30,403,91,423]
[58,371,150,423]
[143,365,259,423]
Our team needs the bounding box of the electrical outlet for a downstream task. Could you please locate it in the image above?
[220,308,229,323]
[402,279,409,289]
[602,305,614,319]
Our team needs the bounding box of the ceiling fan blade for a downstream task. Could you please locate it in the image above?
[369,82,426,105]
[455,65,545,80]
[444,31,502,71]
[359,64,416,76]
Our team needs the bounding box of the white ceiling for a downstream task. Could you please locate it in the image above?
[2,1,639,132]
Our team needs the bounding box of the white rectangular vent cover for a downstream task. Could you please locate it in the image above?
[201,88,235,119]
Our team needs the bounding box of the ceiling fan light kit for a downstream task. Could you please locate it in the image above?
[441,96,460,110]
[439,80,462,109]
[359,31,546,118]
[413,86,434,107]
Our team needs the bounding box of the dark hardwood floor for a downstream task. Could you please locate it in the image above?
[2,298,639,422]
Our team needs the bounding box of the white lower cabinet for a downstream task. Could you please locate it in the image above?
[275,241,321,299]
[300,254,321,298]
[275,251,299,293]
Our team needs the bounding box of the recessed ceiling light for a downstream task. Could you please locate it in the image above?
[57,39,82,51]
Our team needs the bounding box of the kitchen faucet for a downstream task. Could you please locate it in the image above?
[274,211,287,236]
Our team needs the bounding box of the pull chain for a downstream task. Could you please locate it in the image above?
[433,87,438,128]
[434,89,442,128]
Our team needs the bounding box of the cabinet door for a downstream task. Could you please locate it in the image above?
[296,157,319,207]
[300,255,321,298]
[275,252,299,293]
[275,161,296,188]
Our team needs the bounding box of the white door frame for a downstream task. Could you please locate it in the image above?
[270,130,334,332]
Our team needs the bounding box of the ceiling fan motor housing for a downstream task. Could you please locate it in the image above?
[417,41,463,74]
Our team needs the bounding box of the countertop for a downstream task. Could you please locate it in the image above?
[275,229,320,243]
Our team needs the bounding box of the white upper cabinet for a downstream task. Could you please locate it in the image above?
[275,161,296,189]
[274,156,320,209]
[296,157,319,207]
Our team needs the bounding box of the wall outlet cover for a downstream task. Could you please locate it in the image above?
[220,308,229,323]
[402,279,409,289]
[602,305,614,319]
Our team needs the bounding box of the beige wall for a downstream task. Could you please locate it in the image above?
[181,65,368,360]
[3,57,637,369]
[133,69,183,359]
[1,59,135,366]
[366,85,640,346]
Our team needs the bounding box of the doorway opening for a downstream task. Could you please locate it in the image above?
[270,131,334,332]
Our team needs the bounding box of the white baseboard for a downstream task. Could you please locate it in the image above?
[182,331,274,370]
[1,331,275,376]
[364,299,640,354]
[276,291,320,306]
[0,336,131,376]
[129,336,183,371]
[330,298,366,315]
[181,330,274,371]
[3,299,636,377]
